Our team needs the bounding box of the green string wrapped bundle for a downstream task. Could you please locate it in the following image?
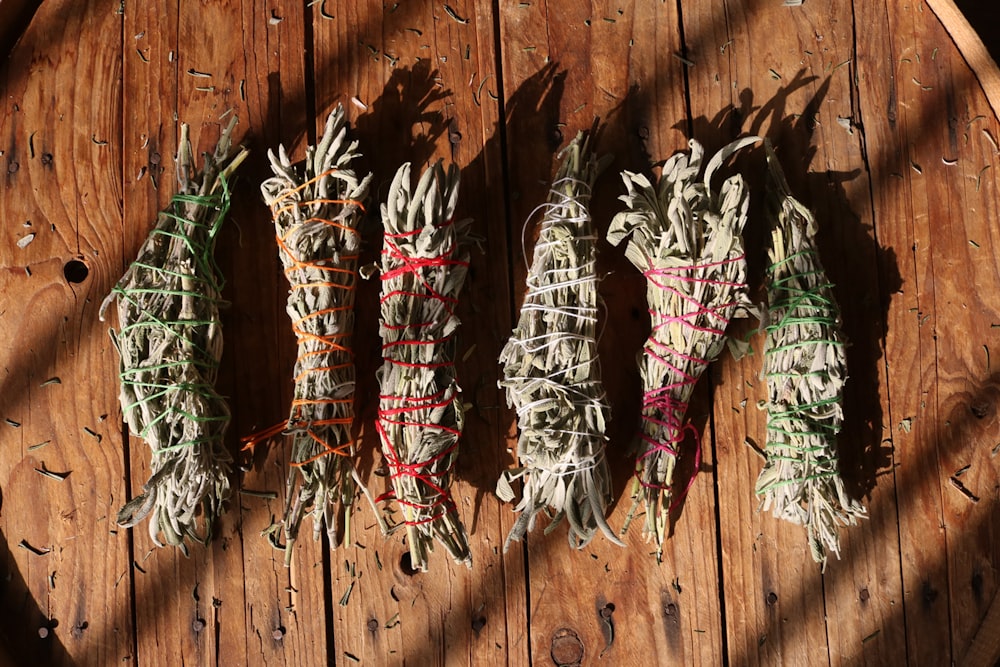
[755,141,865,569]
[497,132,622,551]
[101,119,248,553]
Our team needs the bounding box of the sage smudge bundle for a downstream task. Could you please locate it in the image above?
[609,137,758,554]
[497,133,622,551]
[101,118,248,553]
[255,106,377,561]
[755,142,865,568]
[376,160,473,570]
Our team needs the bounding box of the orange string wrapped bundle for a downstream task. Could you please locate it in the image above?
[256,106,377,561]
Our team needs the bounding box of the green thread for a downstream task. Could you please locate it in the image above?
[115,180,233,453]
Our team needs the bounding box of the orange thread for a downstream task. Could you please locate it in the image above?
[252,167,364,463]
[241,421,287,453]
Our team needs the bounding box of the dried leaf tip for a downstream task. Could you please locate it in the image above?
[105,118,247,551]
[260,104,378,562]
[376,159,473,570]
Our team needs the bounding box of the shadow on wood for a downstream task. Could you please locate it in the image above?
[0,527,70,665]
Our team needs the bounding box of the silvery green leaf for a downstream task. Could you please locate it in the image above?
[376,159,472,570]
[259,104,377,557]
[612,137,758,557]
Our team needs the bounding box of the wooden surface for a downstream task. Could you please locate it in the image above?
[1,1,999,665]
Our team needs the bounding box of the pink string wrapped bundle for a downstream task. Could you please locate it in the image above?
[608,137,759,556]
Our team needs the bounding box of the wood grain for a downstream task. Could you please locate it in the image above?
[0,1,130,665]
[1,1,1000,665]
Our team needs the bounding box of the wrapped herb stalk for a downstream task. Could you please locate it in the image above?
[497,132,623,551]
[256,106,377,561]
[609,137,759,554]
[376,160,472,570]
[755,142,865,568]
[100,118,248,553]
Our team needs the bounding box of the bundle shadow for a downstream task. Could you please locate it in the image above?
[451,62,566,519]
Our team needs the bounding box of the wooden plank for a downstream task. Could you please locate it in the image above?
[894,6,1000,660]
[684,1,909,664]
[855,0,1000,664]
[309,1,528,665]
[0,1,132,665]
[773,3,907,663]
[498,1,725,664]
[680,2,831,665]
[221,4,327,667]
[121,2,318,665]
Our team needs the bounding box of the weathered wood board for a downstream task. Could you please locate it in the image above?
[1,1,998,665]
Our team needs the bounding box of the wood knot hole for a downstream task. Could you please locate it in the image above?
[550,627,584,666]
[366,619,379,633]
[766,591,778,606]
[471,615,486,633]
[70,621,88,639]
[859,588,870,603]
[970,402,990,419]
[64,259,89,284]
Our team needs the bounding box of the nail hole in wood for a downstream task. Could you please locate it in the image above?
[399,552,419,576]
[550,627,584,666]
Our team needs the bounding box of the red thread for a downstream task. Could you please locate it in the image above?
[375,387,460,525]
[376,218,465,526]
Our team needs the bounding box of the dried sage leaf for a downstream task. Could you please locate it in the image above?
[608,137,759,556]
[258,105,380,562]
[375,160,473,570]
[755,141,865,569]
[100,118,248,553]
[498,132,621,551]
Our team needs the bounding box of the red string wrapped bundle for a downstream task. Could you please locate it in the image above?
[375,160,473,570]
